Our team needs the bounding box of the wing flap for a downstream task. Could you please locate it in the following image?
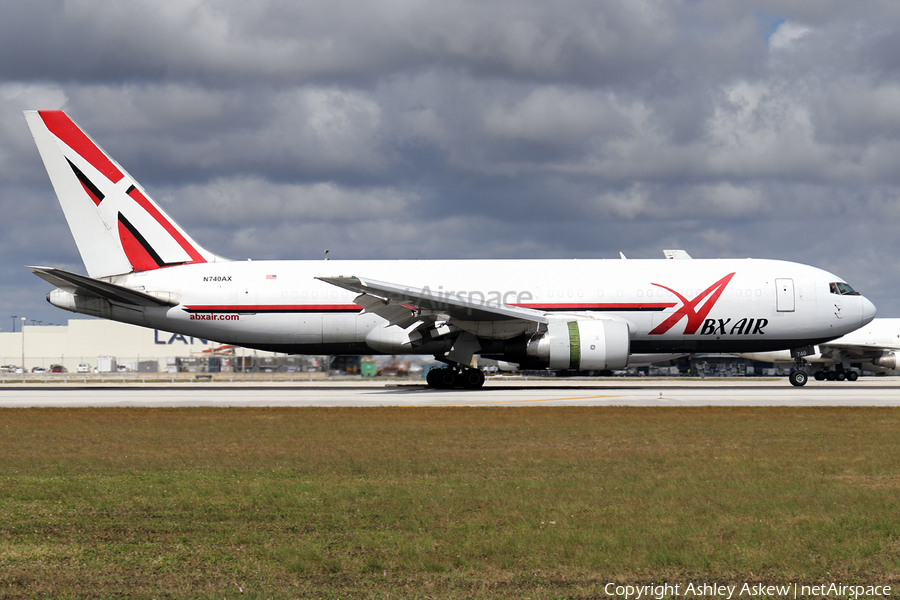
[317,275,548,324]
[823,341,900,353]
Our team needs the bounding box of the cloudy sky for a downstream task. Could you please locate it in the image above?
[2,0,900,328]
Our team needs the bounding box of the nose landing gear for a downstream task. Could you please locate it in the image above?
[788,369,808,387]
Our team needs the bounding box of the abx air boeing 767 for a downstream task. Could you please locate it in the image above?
[24,110,876,387]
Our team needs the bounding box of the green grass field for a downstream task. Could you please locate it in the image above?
[1,406,899,599]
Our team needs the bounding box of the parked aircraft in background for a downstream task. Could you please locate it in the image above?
[24,110,876,387]
[737,318,900,381]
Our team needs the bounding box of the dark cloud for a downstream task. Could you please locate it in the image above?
[3,0,900,327]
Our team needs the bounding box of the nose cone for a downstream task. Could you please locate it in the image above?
[861,296,877,326]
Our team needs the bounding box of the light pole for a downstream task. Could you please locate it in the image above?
[20,317,26,374]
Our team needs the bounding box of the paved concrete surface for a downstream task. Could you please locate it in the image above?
[1,377,899,407]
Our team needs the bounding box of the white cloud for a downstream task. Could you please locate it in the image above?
[483,88,632,146]
[697,183,769,218]
[594,185,650,219]
[7,1,900,322]
[163,178,418,225]
[768,21,812,50]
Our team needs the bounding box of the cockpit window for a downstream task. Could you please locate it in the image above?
[830,282,860,296]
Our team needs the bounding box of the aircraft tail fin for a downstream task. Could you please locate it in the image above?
[24,110,227,278]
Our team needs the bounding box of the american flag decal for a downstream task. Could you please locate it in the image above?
[266,274,277,280]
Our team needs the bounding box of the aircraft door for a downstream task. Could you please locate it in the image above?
[775,278,795,312]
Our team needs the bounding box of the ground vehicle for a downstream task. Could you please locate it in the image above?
[77,363,90,373]
[50,364,67,373]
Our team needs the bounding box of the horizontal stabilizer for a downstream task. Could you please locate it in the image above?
[27,266,178,307]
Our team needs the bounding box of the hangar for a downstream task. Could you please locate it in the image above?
[0,319,320,375]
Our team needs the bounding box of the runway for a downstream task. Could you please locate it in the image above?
[1,377,900,407]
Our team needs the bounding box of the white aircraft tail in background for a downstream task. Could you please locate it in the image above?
[737,318,900,381]
[24,110,877,387]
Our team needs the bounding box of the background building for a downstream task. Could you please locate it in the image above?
[0,319,321,374]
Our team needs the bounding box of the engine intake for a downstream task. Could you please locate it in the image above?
[527,320,630,370]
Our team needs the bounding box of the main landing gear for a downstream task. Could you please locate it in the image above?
[813,368,859,382]
[789,364,859,386]
[426,366,486,389]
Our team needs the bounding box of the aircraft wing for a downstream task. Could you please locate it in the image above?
[822,340,900,352]
[817,341,900,362]
[27,266,178,307]
[316,275,549,324]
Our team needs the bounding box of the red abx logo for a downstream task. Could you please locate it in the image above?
[649,273,736,335]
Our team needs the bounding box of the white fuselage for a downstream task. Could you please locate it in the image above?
[53,257,875,363]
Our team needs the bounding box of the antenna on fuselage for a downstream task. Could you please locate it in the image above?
[324,249,330,261]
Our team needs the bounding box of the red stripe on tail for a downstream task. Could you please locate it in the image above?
[39,111,124,183]
[118,218,162,272]
[126,186,207,265]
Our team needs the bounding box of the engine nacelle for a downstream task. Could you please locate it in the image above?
[527,319,630,370]
[871,351,899,370]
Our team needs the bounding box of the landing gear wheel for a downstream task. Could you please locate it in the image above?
[426,368,442,388]
[461,368,485,389]
[847,371,859,382]
[825,371,837,381]
[438,368,458,388]
[425,365,486,389]
[789,370,808,387]
[814,371,826,381]
[426,368,456,388]
[836,371,846,381]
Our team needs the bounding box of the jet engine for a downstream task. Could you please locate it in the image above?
[870,351,899,370]
[526,320,630,370]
